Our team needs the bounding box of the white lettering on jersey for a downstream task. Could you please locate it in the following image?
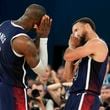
[0,32,6,44]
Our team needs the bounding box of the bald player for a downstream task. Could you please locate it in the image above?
[0,4,52,110]
[63,17,108,110]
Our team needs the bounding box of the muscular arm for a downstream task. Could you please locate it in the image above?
[12,15,52,76]
[63,38,108,82]
[12,36,39,68]
[12,35,48,76]
[63,61,74,82]
[64,41,93,62]
[64,39,107,62]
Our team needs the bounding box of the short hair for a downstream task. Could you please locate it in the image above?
[24,4,46,21]
[74,17,96,31]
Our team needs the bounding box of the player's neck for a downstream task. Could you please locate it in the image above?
[14,17,31,32]
[86,31,99,41]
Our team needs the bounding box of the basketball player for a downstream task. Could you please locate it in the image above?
[63,17,108,110]
[0,4,52,110]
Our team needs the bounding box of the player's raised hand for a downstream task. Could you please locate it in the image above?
[68,34,80,48]
[34,15,52,38]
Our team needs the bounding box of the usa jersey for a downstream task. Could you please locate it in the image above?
[0,20,29,87]
[70,56,108,95]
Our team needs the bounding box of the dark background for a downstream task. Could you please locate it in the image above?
[0,0,110,70]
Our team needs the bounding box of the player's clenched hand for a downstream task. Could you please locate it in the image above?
[68,34,80,48]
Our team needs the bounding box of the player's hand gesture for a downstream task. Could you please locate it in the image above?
[34,15,52,38]
[68,34,80,48]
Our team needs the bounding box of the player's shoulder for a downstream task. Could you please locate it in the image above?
[84,37,108,54]
[92,38,108,55]
[12,34,36,56]
[87,37,107,47]
[12,33,33,50]
[12,33,31,43]
[95,38,108,48]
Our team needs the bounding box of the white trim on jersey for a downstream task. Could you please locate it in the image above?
[78,93,86,110]
[10,33,29,57]
[77,56,99,110]
[11,34,29,88]
[12,49,23,57]
[85,56,92,90]
[11,21,24,29]
[24,88,28,110]
[22,60,27,88]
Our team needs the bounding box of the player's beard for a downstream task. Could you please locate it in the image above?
[79,33,87,46]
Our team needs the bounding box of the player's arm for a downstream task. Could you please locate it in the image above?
[33,14,52,47]
[12,35,46,76]
[63,35,83,81]
[63,61,75,82]
[64,40,95,62]
[33,14,52,67]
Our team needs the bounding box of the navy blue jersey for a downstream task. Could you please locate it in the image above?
[0,20,29,87]
[70,56,108,95]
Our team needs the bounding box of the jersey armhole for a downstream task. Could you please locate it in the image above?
[11,33,29,57]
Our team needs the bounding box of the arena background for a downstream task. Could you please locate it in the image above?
[0,0,110,71]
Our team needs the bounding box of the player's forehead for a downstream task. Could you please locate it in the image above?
[72,22,83,31]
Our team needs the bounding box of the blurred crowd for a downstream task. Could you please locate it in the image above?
[26,65,72,110]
